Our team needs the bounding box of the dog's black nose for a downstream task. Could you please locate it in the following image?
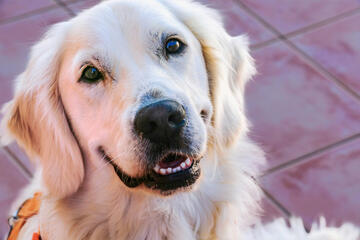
[134,100,186,144]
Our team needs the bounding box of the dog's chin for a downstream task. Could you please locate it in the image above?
[99,147,201,195]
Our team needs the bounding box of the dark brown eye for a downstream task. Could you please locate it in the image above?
[80,66,103,83]
[165,38,185,55]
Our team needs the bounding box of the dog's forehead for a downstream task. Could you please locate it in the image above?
[65,0,204,75]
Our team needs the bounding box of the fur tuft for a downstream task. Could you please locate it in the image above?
[244,217,360,240]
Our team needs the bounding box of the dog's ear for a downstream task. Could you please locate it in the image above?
[1,22,84,198]
[205,35,255,148]
[161,0,256,148]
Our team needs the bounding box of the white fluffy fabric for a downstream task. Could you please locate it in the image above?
[244,217,360,240]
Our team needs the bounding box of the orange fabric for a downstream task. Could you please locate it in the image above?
[32,231,41,240]
[7,219,26,240]
[7,192,42,240]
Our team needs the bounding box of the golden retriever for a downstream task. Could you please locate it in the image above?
[2,0,359,239]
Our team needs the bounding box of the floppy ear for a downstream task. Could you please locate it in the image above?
[161,0,256,148]
[1,22,84,198]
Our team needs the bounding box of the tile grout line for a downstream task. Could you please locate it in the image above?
[60,0,100,14]
[53,0,76,16]
[273,7,360,44]
[1,146,32,179]
[263,133,360,176]
[0,0,88,26]
[250,37,280,50]
[260,185,292,218]
[250,7,360,50]
[277,38,360,102]
[0,4,60,26]
[261,187,311,232]
[255,177,293,223]
[235,0,360,103]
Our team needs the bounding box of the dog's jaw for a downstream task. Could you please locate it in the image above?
[37,139,265,240]
[99,147,202,195]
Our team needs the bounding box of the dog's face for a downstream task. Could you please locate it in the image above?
[59,0,211,194]
[2,0,255,198]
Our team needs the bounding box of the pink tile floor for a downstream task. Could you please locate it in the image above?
[0,0,359,237]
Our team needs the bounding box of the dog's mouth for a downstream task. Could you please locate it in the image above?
[99,148,201,194]
[145,153,201,194]
[153,153,193,175]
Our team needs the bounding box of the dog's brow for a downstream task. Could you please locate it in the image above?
[79,61,92,69]
[75,51,110,70]
[77,52,113,76]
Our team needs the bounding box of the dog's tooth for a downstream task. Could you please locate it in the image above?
[166,168,172,174]
[176,166,181,172]
[154,164,160,173]
[180,162,186,169]
[172,167,178,173]
[185,158,191,166]
[160,168,166,175]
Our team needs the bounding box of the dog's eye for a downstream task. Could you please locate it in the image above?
[165,38,185,55]
[80,66,103,83]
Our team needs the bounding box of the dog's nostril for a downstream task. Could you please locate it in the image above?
[168,112,186,127]
[200,109,208,121]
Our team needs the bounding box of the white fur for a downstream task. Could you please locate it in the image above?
[1,1,359,240]
[244,217,360,240]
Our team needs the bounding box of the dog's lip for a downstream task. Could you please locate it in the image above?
[98,146,202,191]
[99,147,145,188]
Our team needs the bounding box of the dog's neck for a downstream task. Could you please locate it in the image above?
[38,140,264,240]
[40,166,217,239]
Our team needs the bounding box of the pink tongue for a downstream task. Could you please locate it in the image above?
[159,156,186,168]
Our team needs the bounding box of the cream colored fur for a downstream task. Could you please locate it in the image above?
[245,217,360,240]
[1,1,359,240]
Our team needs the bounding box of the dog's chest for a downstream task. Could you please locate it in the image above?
[41,192,216,240]
[107,198,216,240]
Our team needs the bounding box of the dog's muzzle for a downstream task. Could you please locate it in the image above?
[101,100,202,194]
[134,99,201,193]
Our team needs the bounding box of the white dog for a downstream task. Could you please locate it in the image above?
[1,0,359,239]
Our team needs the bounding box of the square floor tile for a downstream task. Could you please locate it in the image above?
[0,8,71,106]
[0,0,55,22]
[239,0,360,34]
[0,148,28,237]
[262,137,360,228]
[245,42,360,168]
[294,13,360,95]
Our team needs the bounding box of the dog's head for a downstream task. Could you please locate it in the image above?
[1,0,255,197]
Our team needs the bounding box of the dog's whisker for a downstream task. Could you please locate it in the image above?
[89,146,138,176]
